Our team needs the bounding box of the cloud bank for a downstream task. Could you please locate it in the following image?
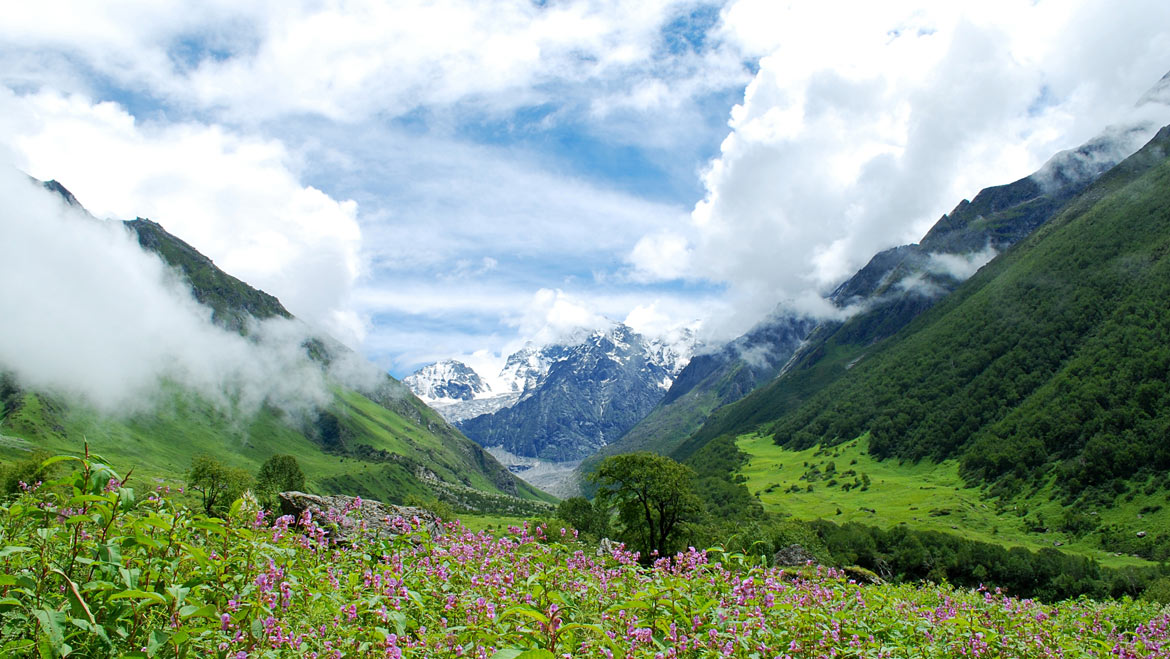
[0,169,371,418]
[628,0,1170,334]
[0,89,364,347]
[6,0,1170,374]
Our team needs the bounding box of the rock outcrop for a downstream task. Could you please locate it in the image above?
[278,491,443,542]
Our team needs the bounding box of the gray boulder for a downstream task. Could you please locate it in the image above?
[278,491,442,543]
[772,544,818,566]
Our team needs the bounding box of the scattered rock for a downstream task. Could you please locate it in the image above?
[278,491,442,543]
[773,544,818,566]
[1137,531,1148,538]
[596,537,620,557]
[842,566,884,585]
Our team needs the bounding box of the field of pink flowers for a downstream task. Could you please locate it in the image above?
[1,454,1169,658]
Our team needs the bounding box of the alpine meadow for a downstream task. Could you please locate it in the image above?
[4,2,1170,657]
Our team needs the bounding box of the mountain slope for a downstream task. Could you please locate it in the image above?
[575,313,817,484]
[671,120,1165,465]
[684,125,1170,510]
[590,117,1140,484]
[0,181,552,511]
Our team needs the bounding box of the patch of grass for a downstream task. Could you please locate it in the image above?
[0,382,551,513]
[736,433,1158,569]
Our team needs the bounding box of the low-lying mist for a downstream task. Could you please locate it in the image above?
[0,168,385,421]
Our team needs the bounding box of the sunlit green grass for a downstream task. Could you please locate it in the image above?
[0,383,550,508]
[736,433,1160,569]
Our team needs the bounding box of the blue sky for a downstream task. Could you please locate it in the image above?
[3,0,1170,382]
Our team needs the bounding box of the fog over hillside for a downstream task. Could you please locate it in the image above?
[0,171,383,418]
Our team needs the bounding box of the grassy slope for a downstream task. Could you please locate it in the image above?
[734,433,1161,569]
[761,128,1170,489]
[0,385,553,509]
[670,128,1170,566]
[685,127,1170,479]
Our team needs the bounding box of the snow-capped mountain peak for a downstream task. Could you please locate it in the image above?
[402,360,490,403]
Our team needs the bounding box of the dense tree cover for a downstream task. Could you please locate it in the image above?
[590,452,702,561]
[745,128,1170,504]
[555,496,610,540]
[801,519,1162,602]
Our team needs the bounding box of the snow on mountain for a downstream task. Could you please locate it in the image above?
[402,360,490,403]
[403,323,700,463]
[456,323,700,463]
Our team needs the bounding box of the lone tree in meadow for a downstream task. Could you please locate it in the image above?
[187,454,253,516]
[255,454,306,509]
[590,452,701,561]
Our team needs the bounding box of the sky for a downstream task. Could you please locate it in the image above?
[3,0,1170,381]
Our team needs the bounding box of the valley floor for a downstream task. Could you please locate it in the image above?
[736,433,1160,569]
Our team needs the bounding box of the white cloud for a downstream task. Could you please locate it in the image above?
[0,0,729,125]
[633,0,1170,336]
[927,245,998,281]
[510,288,612,346]
[0,89,365,346]
[0,169,339,416]
[9,0,1170,373]
[311,128,693,278]
[627,231,693,282]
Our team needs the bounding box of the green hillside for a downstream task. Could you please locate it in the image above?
[0,184,553,513]
[677,125,1170,560]
[0,379,551,512]
[606,128,1116,489]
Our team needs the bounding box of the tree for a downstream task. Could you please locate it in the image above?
[590,452,701,561]
[556,496,609,539]
[255,454,306,510]
[187,454,253,516]
[0,449,55,496]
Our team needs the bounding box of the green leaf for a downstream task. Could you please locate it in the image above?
[109,590,167,607]
[50,568,96,627]
[117,487,136,511]
[131,533,162,550]
[147,629,169,656]
[0,545,32,559]
[388,610,408,636]
[40,455,83,469]
[97,542,122,567]
[500,605,549,624]
[32,608,67,656]
[72,494,116,505]
[1,640,37,656]
[191,519,227,536]
[179,603,217,620]
[169,628,190,647]
[491,651,554,659]
[605,598,652,612]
